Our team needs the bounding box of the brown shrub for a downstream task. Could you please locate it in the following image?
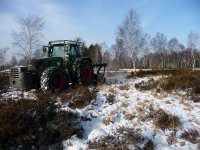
[108,87,115,93]
[119,84,129,90]
[88,126,156,150]
[143,139,156,150]
[0,90,84,149]
[101,117,111,126]
[68,86,97,109]
[135,80,152,91]
[153,109,181,130]
[123,113,132,120]
[106,93,115,104]
[120,102,128,108]
[180,129,199,144]
[121,92,129,98]
[109,110,116,116]
[128,69,200,95]
[0,72,9,93]
[167,131,178,145]
[190,96,200,103]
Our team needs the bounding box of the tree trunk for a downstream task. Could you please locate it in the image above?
[192,49,195,71]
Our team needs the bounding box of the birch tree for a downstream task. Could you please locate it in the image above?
[12,14,45,60]
[0,47,9,66]
[141,33,151,68]
[168,38,179,68]
[187,31,199,70]
[117,8,142,75]
[151,32,167,68]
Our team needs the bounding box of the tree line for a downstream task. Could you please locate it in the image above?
[0,9,199,71]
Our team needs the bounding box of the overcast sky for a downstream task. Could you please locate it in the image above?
[0,0,200,61]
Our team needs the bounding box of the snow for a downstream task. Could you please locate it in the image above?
[2,76,200,149]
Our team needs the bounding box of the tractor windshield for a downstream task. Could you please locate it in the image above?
[52,45,65,57]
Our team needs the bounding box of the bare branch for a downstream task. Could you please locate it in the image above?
[117,8,142,73]
[12,14,45,60]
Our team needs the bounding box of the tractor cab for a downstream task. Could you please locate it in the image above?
[43,40,82,66]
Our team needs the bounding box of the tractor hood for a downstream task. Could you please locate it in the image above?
[28,57,64,74]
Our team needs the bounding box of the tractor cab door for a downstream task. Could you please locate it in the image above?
[68,44,81,69]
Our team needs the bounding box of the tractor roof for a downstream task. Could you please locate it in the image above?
[49,40,83,46]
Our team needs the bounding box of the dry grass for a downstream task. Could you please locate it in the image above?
[109,110,116,116]
[0,90,84,149]
[135,106,143,112]
[108,87,115,93]
[66,140,73,146]
[120,102,128,108]
[135,80,151,91]
[123,113,133,120]
[167,131,178,145]
[0,72,9,94]
[128,69,200,98]
[119,84,129,90]
[198,140,200,149]
[144,99,150,103]
[165,100,172,104]
[144,139,156,150]
[106,93,115,104]
[121,92,129,98]
[88,126,156,150]
[101,117,111,126]
[153,109,181,130]
[66,86,97,109]
[180,129,199,144]
[137,101,144,106]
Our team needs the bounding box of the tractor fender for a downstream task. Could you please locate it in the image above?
[77,57,93,66]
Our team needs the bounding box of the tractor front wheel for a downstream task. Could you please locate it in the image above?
[40,67,67,92]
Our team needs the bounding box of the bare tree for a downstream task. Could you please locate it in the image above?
[178,44,185,68]
[117,8,142,74]
[12,14,45,60]
[167,38,179,68]
[0,47,9,66]
[102,50,112,66]
[18,58,27,66]
[93,44,102,64]
[151,32,167,68]
[10,56,18,66]
[141,33,151,68]
[33,48,46,59]
[111,38,127,69]
[187,31,200,70]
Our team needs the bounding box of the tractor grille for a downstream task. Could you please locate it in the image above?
[10,68,20,78]
[10,67,28,78]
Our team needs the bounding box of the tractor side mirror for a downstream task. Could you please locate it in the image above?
[43,46,47,52]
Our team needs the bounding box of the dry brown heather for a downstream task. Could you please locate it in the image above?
[0,90,84,149]
[88,126,156,150]
[62,86,97,109]
[153,109,181,130]
[0,72,9,94]
[180,129,200,144]
[128,69,200,99]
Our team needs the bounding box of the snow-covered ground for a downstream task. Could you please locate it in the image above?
[2,76,200,150]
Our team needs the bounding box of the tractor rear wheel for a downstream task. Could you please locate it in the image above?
[40,67,67,92]
[80,61,94,86]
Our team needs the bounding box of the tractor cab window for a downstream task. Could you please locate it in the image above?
[69,45,81,57]
[52,45,64,57]
[69,46,76,56]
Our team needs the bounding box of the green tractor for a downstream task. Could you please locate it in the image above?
[10,40,107,92]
